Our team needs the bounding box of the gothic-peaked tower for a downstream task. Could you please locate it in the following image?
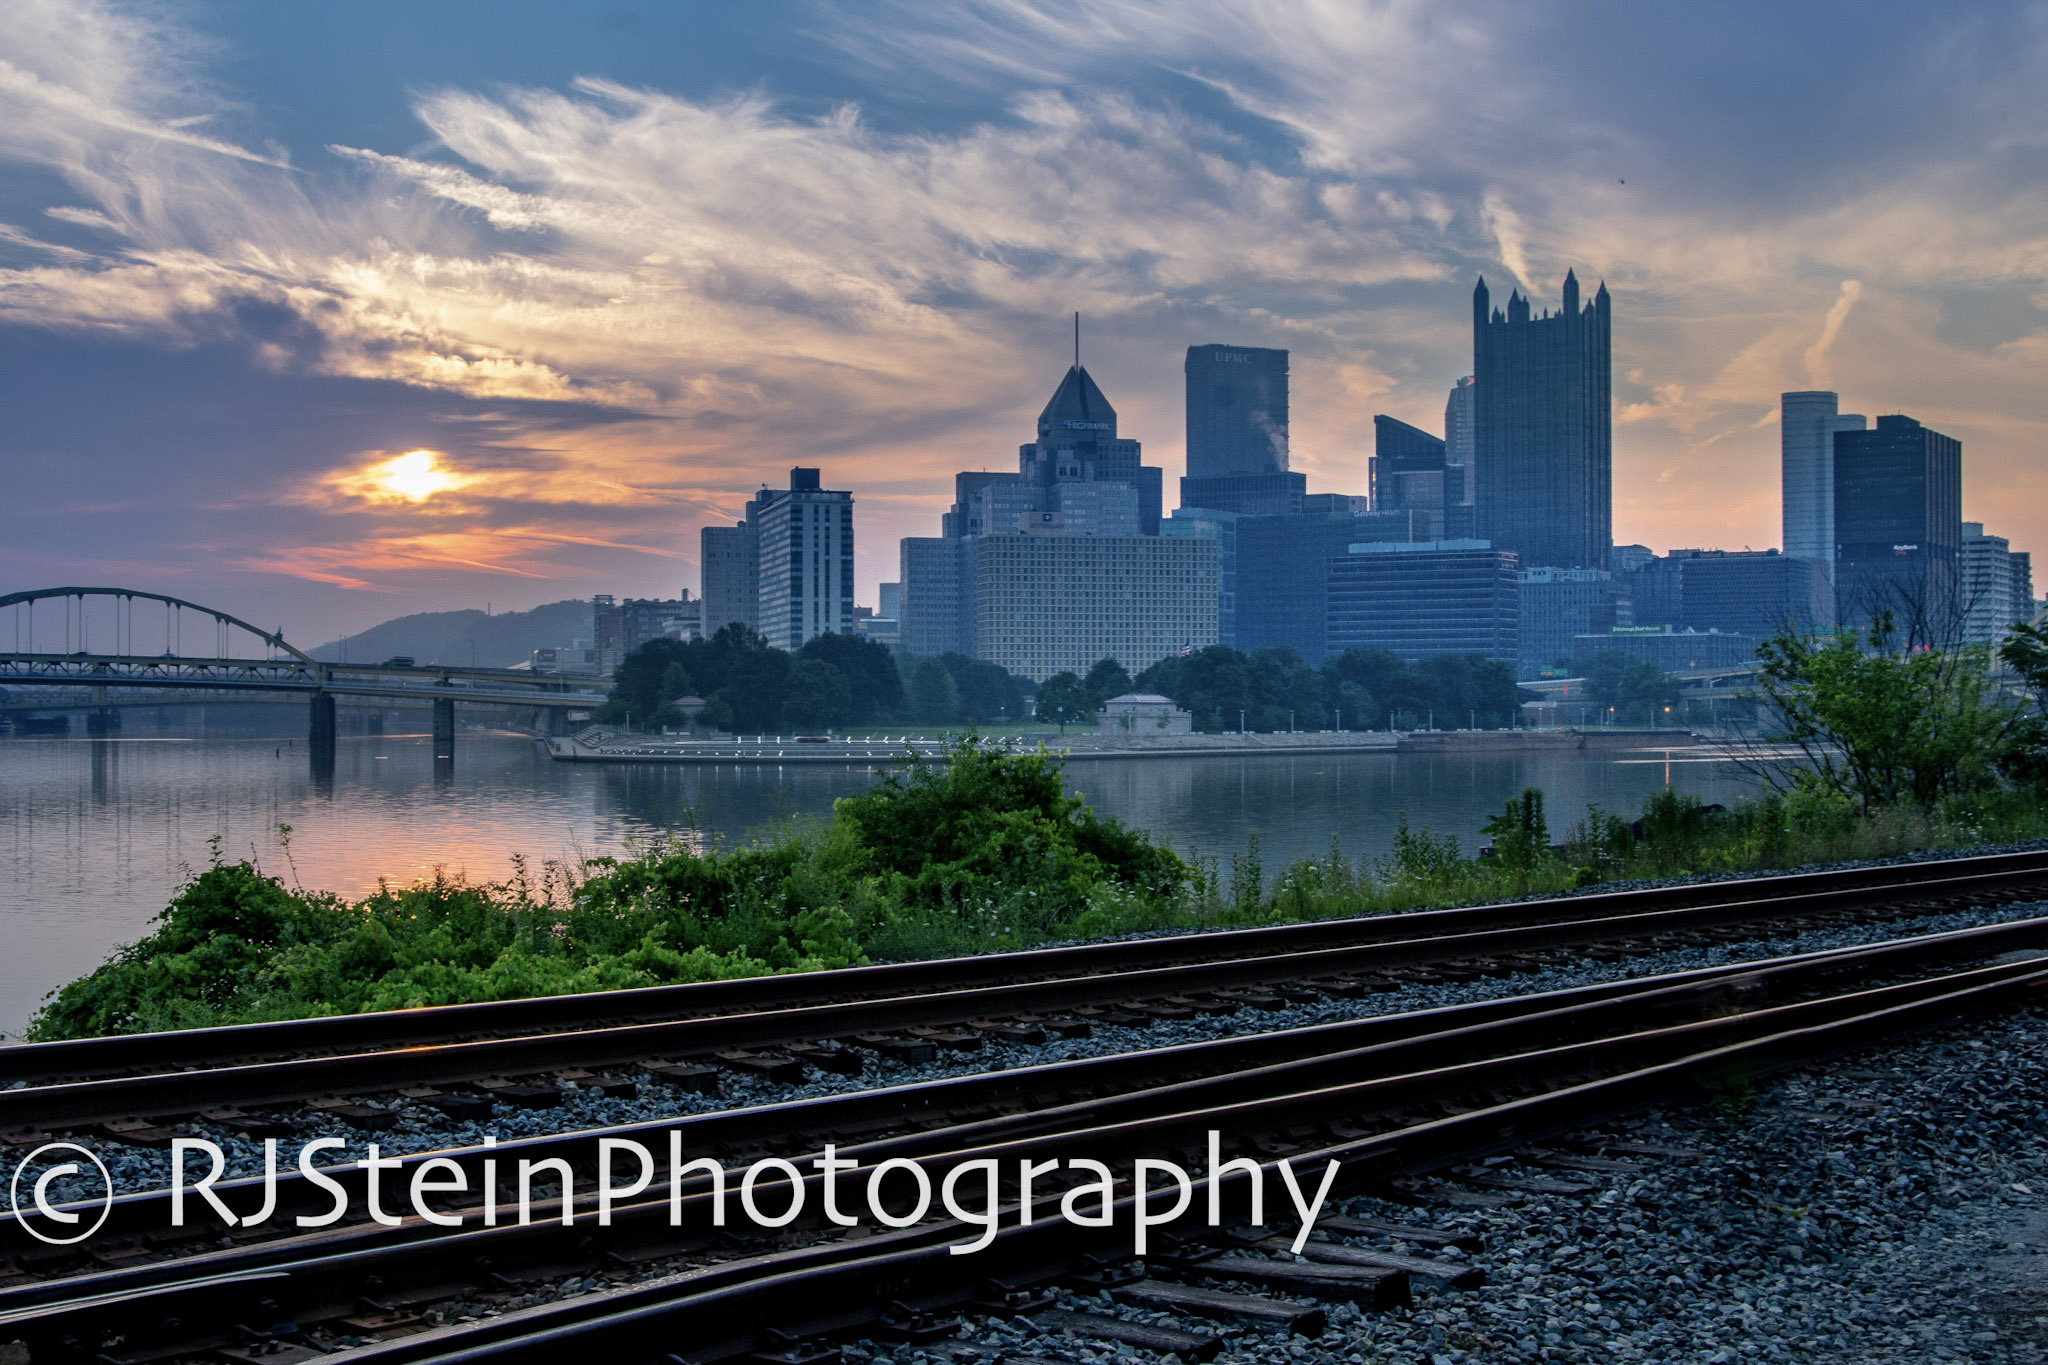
[1036,364,1118,445]
[1471,271,1612,570]
[1015,360,1162,533]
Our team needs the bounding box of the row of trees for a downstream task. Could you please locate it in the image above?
[1035,645,1530,733]
[1567,654,1684,725]
[598,627,1031,732]
[1754,613,2048,813]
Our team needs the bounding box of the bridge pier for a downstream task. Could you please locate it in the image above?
[432,697,456,759]
[86,685,120,735]
[308,692,336,752]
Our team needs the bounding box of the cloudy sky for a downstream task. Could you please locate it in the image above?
[3,0,2045,646]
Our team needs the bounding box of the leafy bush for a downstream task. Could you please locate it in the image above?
[40,718,2048,1040]
[1481,788,1551,880]
[31,740,1188,1040]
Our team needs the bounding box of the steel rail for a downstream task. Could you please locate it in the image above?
[9,955,2039,1364]
[360,961,2048,1365]
[19,912,2044,1267]
[9,847,2048,1095]
[7,860,2045,1134]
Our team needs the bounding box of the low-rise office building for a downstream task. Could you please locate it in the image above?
[1326,541,1519,662]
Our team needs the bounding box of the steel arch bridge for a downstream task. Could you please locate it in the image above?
[0,586,606,717]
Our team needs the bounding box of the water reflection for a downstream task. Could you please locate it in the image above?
[0,720,1762,1036]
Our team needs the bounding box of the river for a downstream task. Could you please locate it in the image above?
[0,713,1763,1036]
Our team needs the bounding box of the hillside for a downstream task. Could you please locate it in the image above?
[309,599,594,669]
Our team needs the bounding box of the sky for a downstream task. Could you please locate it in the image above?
[3,0,2046,648]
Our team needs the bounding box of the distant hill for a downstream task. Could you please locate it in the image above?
[310,599,594,669]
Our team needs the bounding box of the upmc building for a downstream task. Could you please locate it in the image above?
[1184,343,1290,477]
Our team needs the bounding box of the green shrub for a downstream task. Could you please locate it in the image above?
[38,730,2048,1040]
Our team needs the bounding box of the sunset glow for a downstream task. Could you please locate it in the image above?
[374,451,460,503]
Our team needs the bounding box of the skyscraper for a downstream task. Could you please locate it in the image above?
[1517,567,1614,679]
[751,467,855,651]
[1020,362,1161,533]
[1834,415,1962,639]
[700,521,758,638]
[1445,376,1477,469]
[1960,523,2033,648]
[1180,343,1306,515]
[899,535,974,658]
[1235,507,1418,662]
[1444,375,1477,537]
[1472,272,1612,570]
[899,347,1182,660]
[1371,415,1451,540]
[1780,391,1867,582]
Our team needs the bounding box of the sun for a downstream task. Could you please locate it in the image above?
[373,450,460,502]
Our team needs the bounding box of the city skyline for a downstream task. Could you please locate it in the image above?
[3,1,2046,643]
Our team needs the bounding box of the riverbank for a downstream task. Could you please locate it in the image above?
[544,726,1712,764]
[32,736,2045,1041]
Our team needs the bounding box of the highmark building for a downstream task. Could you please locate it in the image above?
[897,348,1220,678]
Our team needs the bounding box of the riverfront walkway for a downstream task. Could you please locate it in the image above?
[546,728,1404,764]
[542,727,1712,765]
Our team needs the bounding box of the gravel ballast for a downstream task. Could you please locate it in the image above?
[851,1006,2048,1365]
[63,896,2048,1200]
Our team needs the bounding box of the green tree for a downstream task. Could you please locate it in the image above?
[1137,643,1525,734]
[1571,652,1681,725]
[722,644,792,732]
[905,656,962,723]
[800,633,903,724]
[1034,672,1094,733]
[1332,680,1379,730]
[598,637,693,727]
[1755,614,2022,812]
[1137,646,1253,732]
[1996,621,2048,786]
[1481,787,1550,877]
[939,653,1028,724]
[782,658,852,731]
[1082,658,1133,708]
[824,739,1188,927]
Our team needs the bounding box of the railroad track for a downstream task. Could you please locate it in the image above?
[6,851,2048,1142]
[19,848,2048,1083]
[4,916,2045,1363]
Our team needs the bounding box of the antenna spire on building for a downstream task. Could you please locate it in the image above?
[1073,311,1080,369]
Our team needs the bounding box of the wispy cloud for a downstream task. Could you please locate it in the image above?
[1804,279,1864,388]
[1,0,2047,636]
